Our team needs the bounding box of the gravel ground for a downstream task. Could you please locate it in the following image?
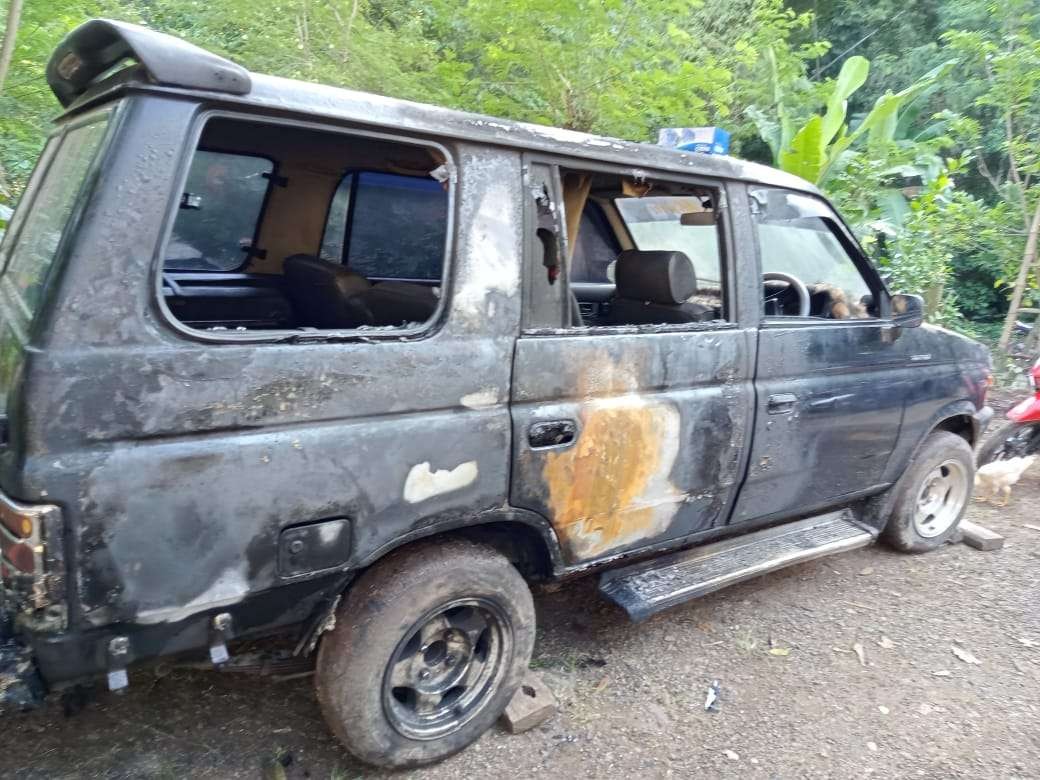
[5,408,1040,778]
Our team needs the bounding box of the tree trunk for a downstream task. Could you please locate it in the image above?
[999,196,1040,351]
[0,0,24,96]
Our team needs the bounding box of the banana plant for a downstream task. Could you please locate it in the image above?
[752,53,956,187]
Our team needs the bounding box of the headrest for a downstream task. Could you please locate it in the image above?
[614,250,696,304]
[283,254,371,299]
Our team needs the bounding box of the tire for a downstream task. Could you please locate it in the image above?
[976,421,1040,466]
[882,430,974,553]
[315,539,536,768]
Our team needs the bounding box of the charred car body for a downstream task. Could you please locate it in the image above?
[0,20,992,767]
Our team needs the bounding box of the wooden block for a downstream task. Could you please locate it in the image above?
[959,520,1005,551]
[500,672,557,734]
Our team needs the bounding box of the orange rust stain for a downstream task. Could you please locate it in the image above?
[542,393,682,561]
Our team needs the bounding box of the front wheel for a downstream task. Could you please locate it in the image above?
[315,539,535,769]
[882,431,974,553]
[976,421,1040,466]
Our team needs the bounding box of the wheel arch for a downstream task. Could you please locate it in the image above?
[295,510,562,655]
[864,401,979,533]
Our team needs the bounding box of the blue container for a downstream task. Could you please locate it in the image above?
[657,127,731,155]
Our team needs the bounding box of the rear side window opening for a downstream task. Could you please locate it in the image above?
[161,116,451,336]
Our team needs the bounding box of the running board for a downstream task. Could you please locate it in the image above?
[599,510,874,622]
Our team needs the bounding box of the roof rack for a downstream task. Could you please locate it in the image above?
[47,19,251,108]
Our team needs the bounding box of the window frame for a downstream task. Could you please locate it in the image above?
[0,105,118,324]
[319,168,448,284]
[153,109,456,345]
[163,147,278,273]
[520,154,739,337]
[750,186,892,327]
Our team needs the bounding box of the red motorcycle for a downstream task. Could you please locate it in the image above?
[977,356,1040,464]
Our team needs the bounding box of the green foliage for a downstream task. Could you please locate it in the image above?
[0,0,1035,333]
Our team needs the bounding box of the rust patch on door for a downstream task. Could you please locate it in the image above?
[541,361,683,561]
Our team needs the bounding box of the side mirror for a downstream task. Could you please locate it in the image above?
[891,293,924,328]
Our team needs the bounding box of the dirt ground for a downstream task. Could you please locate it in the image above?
[5,400,1040,779]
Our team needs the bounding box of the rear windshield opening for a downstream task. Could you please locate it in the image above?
[162,117,450,334]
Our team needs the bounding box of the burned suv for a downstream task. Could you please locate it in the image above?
[0,19,992,768]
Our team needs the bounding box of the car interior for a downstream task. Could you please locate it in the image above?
[162,118,873,335]
[163,117,447,332]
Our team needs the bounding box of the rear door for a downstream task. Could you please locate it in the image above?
[730,184,904,525]
[508,160,757,566]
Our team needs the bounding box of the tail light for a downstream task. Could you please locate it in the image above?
[0,494,63,616]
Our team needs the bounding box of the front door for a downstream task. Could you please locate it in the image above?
[509,160,756,565]
[731,184,905,524]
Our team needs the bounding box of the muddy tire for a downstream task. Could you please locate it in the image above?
[315,539,535,768]
[882,431,974,553]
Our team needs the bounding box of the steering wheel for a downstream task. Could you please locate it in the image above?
[763,271,811,317]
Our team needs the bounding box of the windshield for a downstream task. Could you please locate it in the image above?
[615,196,722,286]
[0,118,109,318]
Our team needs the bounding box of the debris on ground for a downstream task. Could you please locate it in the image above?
[853,642,867,666]
[878,636,896,649]
[704,680,721,712]
[723,749,740,760]
[501,672,558,734]
[959,520,1005,551]
[951,645,982,665]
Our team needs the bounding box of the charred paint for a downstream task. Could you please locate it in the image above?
[540,360,683,559]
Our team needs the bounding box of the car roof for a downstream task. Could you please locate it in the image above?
[50,18,819,196]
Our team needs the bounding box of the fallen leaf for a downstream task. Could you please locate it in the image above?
[853,642,867,666]
[859,566,875,576]
[768,647,791,657]
[593,675,610,693]
[951,645,981,665]
[932,670,952,677]
[723,749,740,761]
[878,636,896,649]
[878,705,890,715]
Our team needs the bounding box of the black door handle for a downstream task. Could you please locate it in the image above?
[528,420,577,448]
[767,393,797,415]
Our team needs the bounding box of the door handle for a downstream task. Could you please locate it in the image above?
[528,420,577,448]
[767,393,797,415]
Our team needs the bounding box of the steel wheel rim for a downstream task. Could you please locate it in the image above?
[382,597,511,741]
[913,458,969,538]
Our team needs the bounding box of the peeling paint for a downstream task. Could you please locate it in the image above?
[404,460,479,504]
[135,565,250,625]
[461,388,499,409]
[541,363,683,559]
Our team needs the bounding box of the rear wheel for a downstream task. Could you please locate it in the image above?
[883,431,974,553]
[315,539,535,768]
[976,421,1040,466]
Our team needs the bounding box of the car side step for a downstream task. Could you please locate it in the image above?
[599,510,875,622]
